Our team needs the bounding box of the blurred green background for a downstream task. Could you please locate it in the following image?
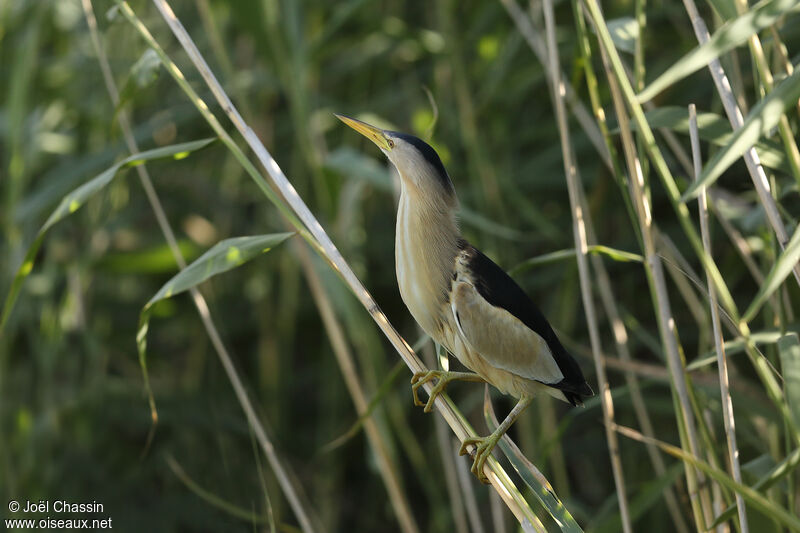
[2,0,799,531]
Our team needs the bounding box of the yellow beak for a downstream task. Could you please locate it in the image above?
[335,114,392,151]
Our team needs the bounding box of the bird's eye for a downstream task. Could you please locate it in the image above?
[387,139,395,148]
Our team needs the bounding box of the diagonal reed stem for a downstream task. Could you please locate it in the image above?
[187,6,419,526]
[133,0,546,526]
[679,0,800,287]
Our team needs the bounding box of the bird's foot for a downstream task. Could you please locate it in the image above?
[459,432,502,484]
[410,370,481,413]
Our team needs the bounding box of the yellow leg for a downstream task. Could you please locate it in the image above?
[411,370,484,412]
[459,396,533,483]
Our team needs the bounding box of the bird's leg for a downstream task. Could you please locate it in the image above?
[411,370,484,412]
[459,396,533,484]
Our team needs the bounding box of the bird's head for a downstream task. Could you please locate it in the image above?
[336,114,455,201]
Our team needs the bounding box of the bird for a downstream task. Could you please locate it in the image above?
[337,114,593,483]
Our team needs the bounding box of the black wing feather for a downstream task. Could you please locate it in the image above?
[461,242,593,403]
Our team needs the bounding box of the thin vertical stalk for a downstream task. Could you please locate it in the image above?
[498,0,611,170]
[580,188,690,533]
[692,105,748,533]
[541,1,632,531]
[679,0,800,287]
[590,15,714,526]
[439,0,504,214]
[83,2,321,532]
[456,456,489,533]
[558,3,689,529]
[490,491,509,533]
[633,0,646,92]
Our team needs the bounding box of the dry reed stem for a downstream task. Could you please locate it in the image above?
[689,104,749,532]
[579,188,691,533]
[541,0,632,530]
[83,2,321,532]
[456,457,489,533]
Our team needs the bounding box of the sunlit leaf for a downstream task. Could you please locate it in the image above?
[607,17,638,54]
[511,245,642,275]
[0,138,216,335]
[136,233,294,422]
[638,0,800,101]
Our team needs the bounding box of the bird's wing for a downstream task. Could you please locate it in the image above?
[452,280,564,384]
[453,243,592,396]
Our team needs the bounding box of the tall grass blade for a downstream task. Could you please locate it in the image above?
[0,138,216,335]
[615,424,800,531]
[710,447,800,528]
[632,107,791,174]
[511,246,643,274]
[778,333,800,429]
[682,68,800,201]
[690,103,749,532]
[742,226,800,322]
[638,0,800,102]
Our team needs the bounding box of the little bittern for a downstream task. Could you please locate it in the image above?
[337,114,593,483]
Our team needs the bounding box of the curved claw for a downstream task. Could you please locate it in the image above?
[411,370,451,412]
[458,435,499,484]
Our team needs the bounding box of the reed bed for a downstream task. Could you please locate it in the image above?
[2,0,799,531]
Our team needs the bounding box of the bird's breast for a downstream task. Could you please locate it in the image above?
[395,192,459,343]
[395,235,446,340]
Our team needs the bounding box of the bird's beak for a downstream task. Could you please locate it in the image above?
[335,114,392,151]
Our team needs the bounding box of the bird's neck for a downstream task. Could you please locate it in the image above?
[395,182,460,335]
